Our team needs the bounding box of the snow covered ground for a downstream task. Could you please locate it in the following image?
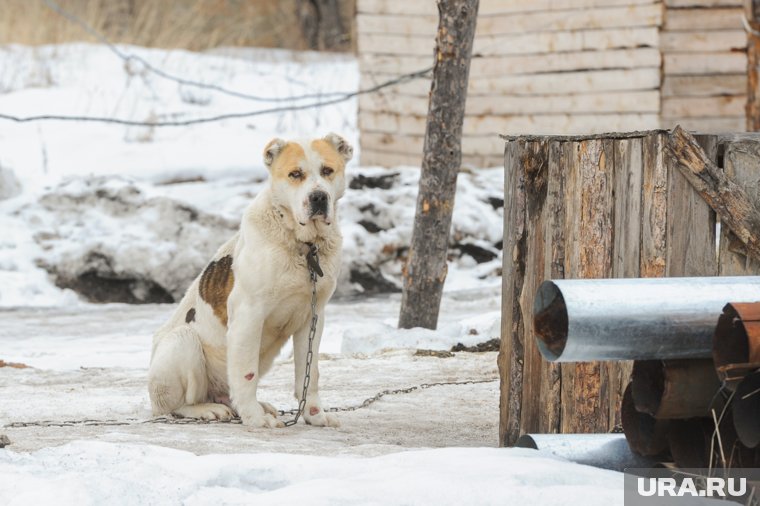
[0,43,625,504]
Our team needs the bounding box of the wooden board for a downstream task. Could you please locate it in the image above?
[359,148,499,168]
[560,138,615,434]
[719,139,760,275]
[499,140,528,445]
[361,67,660,98]
[358,27,659,57]
[361,91,659,120]
[360,48,661,77]
[665,0,742,6]
[661,31,746,52]
[662,95,746,118]
[357,4,661,37]
[664,52,747,75]
[361,132,504,156]
[662,74,746,97]
[641,132,669,278]
[664,7,743,30]
[360,110,660,136]
[664,136,719,276]
[660,116,747,132]
[359,0,659,16]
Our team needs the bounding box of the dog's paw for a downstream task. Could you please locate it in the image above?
[174,402,235,421]
[259,401,279,417]
[304,406,340,428]
[239,404,284,428]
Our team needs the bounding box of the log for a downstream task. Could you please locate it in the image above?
[748,0,760,130]
[666,126,760,264]
[398,0,479,330]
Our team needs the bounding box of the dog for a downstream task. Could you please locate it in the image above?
[147,133,352,428]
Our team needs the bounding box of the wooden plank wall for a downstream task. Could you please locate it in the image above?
[660,0,747,132]
[498,130,760,446]
[357,0,664,168]
[357,0,755,168]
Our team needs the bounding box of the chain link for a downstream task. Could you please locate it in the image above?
[4,378,498,428]
[5,243,500,430]
[282,244,320,427]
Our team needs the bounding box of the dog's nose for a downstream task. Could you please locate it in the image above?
[309,191,329,214]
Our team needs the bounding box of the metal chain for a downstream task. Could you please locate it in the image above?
[4,378,498,428]
[283,243,320,427]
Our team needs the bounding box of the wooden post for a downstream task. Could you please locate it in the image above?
[747,0,760,131]
[398,0,479,330]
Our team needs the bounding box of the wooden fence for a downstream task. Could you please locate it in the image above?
[498,129,760,446]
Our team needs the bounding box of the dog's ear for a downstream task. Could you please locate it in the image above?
[263,138,287,169]
[323,133,353,163]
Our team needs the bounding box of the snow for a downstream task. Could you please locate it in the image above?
[0,43,503,307]
[0,42,622,505]
[0,442,623,506]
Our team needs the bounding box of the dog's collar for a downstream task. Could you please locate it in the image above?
[299,241,324,278]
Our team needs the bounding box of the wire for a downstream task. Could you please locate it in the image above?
[40,0,430,104]
[0,67,432,126]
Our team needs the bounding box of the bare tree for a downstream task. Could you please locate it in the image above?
[398,0,479,329]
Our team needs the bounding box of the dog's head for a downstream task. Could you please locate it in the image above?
[263,133,353,228]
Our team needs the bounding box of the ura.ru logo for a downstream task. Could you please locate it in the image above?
[637,477,746,497]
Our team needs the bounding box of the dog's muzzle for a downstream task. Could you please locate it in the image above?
[308,190,329,218]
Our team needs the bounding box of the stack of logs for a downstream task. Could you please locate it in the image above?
[533,277,760,469]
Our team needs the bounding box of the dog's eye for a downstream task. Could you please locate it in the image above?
[288,170,303,180]
[321,166,334,177]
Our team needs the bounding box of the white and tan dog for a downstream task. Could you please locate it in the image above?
[147,133,352,428]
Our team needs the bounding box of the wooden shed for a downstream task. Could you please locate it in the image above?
[357,0,749,168]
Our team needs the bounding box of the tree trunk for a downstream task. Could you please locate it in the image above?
[398,0,479,330]
[298,0,349,51]
[747,0,760,130]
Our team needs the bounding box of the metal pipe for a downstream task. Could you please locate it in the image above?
[621,383,671,458]
[667,418,711,468]
[514,433,658,472]
[713,302,760,389]
[732,370,760,449]
[533,276,760,362]
[631,359,723,419]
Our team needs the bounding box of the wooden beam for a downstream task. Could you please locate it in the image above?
[666,126,760,263]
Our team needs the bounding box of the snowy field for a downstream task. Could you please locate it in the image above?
[0,43,624,504]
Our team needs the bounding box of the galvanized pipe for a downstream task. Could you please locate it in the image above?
[631,359,723,419]
[533,276,760,362]
[514,433,657,472]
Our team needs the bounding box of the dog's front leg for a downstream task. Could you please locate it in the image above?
[227,304,283,428]
[293,313,339,427]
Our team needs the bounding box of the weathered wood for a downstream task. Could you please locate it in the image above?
[357,4,661,37]
[660,30,746,52]
[499,140,527,446]
[358,27,659,57]
[747,0,760,130]
[358,0,658,16]
[667,126,760,264]
[641,132,669,278]
[662,95,746,118]
[361,67,661,98]
[719,138,760,274]
[663,52,747,75]
[360,48,661,77]
[361,132,503,156]
[398,0,479,330]
[560,138,615,434]
[609,137,643,427]
[660,116,747,133]
[362,90,660,117]
[665,0,742,6]
[664,7,743,30]
[517,140,550,438]
[662,74,746,97]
